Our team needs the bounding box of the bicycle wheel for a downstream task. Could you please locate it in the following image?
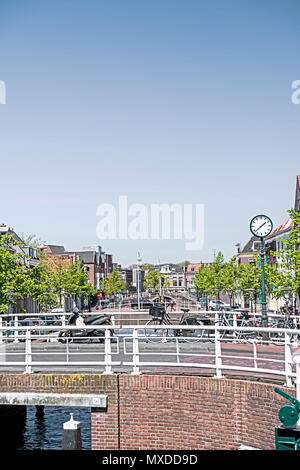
[145,318,169,343]
[215,321,229,339]
[180,318,205,343]
[267,320,286,344]
[270,320,299,345]
[236,320,256,340]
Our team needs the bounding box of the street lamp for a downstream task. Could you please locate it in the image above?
[137,252,142,310]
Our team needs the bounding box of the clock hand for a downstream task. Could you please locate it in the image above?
[257,221,266,231]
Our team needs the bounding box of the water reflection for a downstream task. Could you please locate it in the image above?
[0,405,26,450]
[0,405,91,450]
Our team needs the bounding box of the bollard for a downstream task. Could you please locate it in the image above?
[35,405,44,416]
[62,413,82,450]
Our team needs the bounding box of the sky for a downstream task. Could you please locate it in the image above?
[0,0,299,266]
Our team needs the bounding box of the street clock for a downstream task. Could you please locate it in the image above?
[250,215,273,238]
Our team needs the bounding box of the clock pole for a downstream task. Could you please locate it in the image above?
[249,215,273,335]
[259,236,268,329]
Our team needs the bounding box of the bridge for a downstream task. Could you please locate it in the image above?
[0,310,299,382]
[1,310,300,450]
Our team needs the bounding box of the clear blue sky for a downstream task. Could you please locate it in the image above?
[0,0,299,266]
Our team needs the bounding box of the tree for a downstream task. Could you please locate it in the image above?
[141,264,154,271]
[193,264,214,308]
[102,269,125,297]
[143,270,170,292]
[177,261,191,268]
[31,253,96,309]
[268,209,300,306]
[209,251,226,301]
[193,253,226,303]
[237,260,261,307]
[218,256,239,307]
[18,233,43,247]
[0,234,37,313]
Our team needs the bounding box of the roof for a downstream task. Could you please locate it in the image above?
[186,263,211,272]
[149,263,184,274]
[186,263,202,273]
[65,251,96,264]
[46,245,66,254]
[239,235,260,253]
[267,217,294,239]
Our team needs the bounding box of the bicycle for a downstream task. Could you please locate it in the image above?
[215,310,255,340]
[145,305,207,343]
[268,315,299,345]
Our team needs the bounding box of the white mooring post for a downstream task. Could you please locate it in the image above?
[62,413,82,450]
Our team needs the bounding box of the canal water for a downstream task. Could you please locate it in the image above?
[1,406,91,450]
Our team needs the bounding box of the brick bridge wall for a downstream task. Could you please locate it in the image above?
[0,373,292,450]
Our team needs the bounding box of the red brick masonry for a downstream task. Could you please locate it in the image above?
[0,373,292,450]
[92,374,293,450]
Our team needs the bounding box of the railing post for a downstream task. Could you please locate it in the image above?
[24,329,32,374]
[214,323,223,379]
[14,315,19,343]
[131,328,141,375]
[233,312,238,342]
[284,332,293,388]
[253,340,258,370]
[103,328,112,375]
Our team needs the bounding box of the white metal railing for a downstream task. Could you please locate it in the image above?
[0,321,300,390]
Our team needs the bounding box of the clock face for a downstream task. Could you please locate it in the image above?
[250,215,273,238]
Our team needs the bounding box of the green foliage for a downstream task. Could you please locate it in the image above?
[30,253,97,309]
[177,260,191,268]
[102,269,125,296]
[237,260,261,295]
[192,212,300,307]
[193,264,214,297]
[143,270,170,292]
[0,234,36,313]
[193,252,261,305]
[268,209,300,299]
[18,233,43,248]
